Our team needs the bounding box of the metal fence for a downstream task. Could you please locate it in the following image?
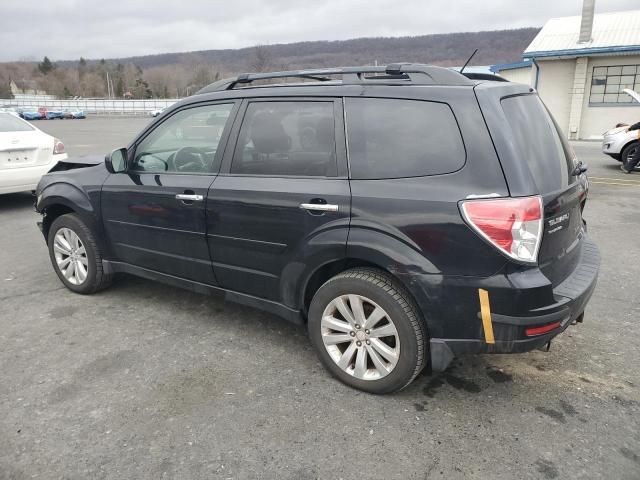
[1,97,179,116]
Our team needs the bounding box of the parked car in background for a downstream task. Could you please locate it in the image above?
[0,112,67,194]
[35,64,599,393]
[63,110,86,119]
[45,110,65,120]
[20,109,43,120]
[602,89,640,170]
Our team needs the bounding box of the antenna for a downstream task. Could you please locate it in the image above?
[459,49,479,74]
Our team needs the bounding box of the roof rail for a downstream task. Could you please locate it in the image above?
[195,63,473,94]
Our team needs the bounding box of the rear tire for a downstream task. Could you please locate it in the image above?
[47,213,112,294]
[308,268,428,394]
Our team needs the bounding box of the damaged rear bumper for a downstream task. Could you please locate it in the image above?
[430,237,600,372]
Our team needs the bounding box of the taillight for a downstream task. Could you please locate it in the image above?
[460,196,543,264]
[53,138,65,155]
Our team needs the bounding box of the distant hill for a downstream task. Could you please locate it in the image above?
[3,28,539,100]
[88,27,539,71]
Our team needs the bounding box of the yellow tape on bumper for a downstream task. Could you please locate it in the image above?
[478,289,495,344]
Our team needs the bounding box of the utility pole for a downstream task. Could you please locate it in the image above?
[106,72,112,99]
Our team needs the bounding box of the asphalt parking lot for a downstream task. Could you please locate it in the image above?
[1,117,639,479]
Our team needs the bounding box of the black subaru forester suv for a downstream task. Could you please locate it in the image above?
[35,64,599,394]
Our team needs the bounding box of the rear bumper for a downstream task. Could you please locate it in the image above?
[0,156,65,194]
[429,236,600,371]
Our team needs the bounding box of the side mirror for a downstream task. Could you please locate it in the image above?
[105,148,128,173]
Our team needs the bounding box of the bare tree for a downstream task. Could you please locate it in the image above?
[248,45,274,72]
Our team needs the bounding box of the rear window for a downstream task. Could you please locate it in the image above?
[345,98,466,179]
[501,94,575,192]
[0,113,33,132]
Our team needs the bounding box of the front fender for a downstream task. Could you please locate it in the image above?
[38,182,94,215]
[36,181,106,254]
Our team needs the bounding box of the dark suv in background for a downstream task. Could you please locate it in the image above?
[35,64,599,393]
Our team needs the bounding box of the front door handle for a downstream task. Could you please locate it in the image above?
[299,203,339,212]
[176,193,204,202]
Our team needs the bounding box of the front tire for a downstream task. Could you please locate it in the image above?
[621,142,640,171]
[47,213,112,294]
[308,268,428,394]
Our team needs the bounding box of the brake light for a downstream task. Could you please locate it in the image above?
[53,138,65,155]
[460,196,543,264]
[525,321,561,337]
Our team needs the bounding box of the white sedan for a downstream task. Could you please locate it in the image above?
[0,112,67,194]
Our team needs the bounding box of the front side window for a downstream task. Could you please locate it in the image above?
[590,65,640,104]
[231,101,337,177]
[345,98,466,179]
[132,103,234,174]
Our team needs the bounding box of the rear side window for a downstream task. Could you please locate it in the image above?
[0,113,33,132]
[345,98,465,179]
[501,94,575,192]
[232,101,337,177]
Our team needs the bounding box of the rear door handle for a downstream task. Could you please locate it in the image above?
[299,203,339,212]
[176,194,204,202]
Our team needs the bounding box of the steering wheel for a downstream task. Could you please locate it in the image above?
[137,153,168,171]
[169,146,207,172]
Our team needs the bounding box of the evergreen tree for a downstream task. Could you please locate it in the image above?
[38,56,55,75]
[78,57,87,78]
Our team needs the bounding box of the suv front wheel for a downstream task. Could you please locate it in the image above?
[47,213,112,294]
[308,268,428,394]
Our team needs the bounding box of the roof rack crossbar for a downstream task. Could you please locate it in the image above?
[196,63,472,94]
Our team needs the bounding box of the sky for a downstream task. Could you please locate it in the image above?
[0,0,638,62]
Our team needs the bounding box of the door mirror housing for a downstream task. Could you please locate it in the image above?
[105,148,128,173]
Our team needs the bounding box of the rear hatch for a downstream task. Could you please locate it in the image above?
[500,94,585,286]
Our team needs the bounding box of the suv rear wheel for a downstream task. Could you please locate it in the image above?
[47,214,112,294]
[308,268,428,394]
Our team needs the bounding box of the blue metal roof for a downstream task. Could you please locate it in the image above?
[524,44,640,59]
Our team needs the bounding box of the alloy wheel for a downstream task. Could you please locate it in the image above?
[320,294,400,380]
[53,227,88,285]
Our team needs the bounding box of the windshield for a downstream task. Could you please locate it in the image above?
[501,94,576,193]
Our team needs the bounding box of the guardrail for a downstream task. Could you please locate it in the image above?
[0,98,180,116]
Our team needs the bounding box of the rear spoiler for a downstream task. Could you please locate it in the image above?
[460,72,509,82]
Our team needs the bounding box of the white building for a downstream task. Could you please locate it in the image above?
[492,1,640,140]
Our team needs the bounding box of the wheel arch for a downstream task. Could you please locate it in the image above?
[38,183,103,250]
[42,203,76,240]
[621,138,639,158]
[300,257,435,338]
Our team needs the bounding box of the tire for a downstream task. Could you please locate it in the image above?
[308,268,428,394]
[621,142,640,171]
[47,213,112,294]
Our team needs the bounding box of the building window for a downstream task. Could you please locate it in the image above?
[590,65,640,104]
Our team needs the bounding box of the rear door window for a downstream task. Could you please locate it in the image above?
[344,98,465,179]
[231,101,337,177]
[500,94,576,192]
